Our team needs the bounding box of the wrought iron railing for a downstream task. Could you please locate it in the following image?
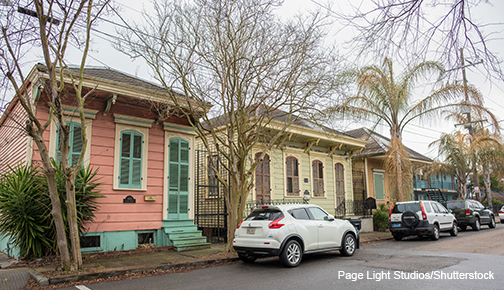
[335,200,372,218]
[244,198,308,217]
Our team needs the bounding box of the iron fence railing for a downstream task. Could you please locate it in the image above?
[335,200,373,218]
[244,198,308,217]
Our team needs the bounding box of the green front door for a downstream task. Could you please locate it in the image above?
[167,137,190,220]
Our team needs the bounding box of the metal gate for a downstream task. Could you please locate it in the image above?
[336,169,367,218]
[194,147,228,243]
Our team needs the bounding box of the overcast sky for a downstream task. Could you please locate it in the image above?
[7,0,504,159]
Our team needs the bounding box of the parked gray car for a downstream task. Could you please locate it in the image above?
[444,199,496,231]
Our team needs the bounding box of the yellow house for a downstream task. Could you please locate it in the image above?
[193,113,367,241]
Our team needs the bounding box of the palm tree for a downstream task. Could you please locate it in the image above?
[327,57,497,201]
[472,129,504,210]
[429,131,474,199]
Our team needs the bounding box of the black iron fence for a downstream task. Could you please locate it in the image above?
[244,198,308,217]
[335,199,374,218]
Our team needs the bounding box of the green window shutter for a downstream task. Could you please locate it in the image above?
[70,123,82,166]
[119,130,143,188]
[55,122,82,166]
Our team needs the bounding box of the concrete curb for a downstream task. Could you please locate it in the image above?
[37,257,240,286]
[29,270,49,286]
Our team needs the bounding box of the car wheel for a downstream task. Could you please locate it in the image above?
[472,217,481,231]
[489,216,496,228]
[238,253,257,263]
[450,222,458,236]
[393,234,403,241]
[340,234,356,256]
[460,224,467,231]
[280,240,303,267]
[431,224,440,240]
[401,211,420,228]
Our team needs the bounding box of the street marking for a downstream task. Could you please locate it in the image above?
[76,285,92,290]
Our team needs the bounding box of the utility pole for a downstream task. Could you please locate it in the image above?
[460,48,480,199]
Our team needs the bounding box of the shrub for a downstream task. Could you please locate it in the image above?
[373,203,390,231]
[0,163,103,258]
[0,165,52,258]
[482,199,503,205]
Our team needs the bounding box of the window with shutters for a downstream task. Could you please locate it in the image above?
[255,153,271,204]
[207,154,219,197]
[49,107,96,167]
[285,156,299,196]
[119,130,143,189]
[312,160,324,197]
[55,121,83,166]
[113,122,150,191]
[334,163,345,206]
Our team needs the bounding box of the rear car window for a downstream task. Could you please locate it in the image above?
[392,203,421,213]
[446,201,465,209]
[245,208,284,221]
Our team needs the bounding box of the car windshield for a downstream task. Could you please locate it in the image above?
[392,203,421,213]
[446,201,465,209]
[245,208,284,221]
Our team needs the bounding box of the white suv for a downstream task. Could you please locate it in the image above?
[389,200,458,241]
[233,204,359,267]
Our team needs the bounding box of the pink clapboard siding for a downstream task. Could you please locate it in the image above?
[0,99,30,173]
[33,97,167,233]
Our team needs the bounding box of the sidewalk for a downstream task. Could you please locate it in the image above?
[1,231,392,288]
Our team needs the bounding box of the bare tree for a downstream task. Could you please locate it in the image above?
[326,0,503,81]
[117,0,340,251]
[0,0,110,270]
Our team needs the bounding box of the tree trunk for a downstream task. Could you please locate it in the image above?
[482,163,493,211]
[29,129,72,270]
[65,169,82,269]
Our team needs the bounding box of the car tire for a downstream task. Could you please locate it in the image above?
[449,222,458,236]
[238,253,257,263]
[393,234,403,241]
[431,224,440,240]
[472,217,481,231]
[280,240,303,267]
[401,211,420,228]
[489,216,496,228]
[340,234,356,256]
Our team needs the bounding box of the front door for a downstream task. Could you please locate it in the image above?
[167,137,190,220]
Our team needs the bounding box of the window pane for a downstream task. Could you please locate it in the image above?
[120,158,130,185]
[308,207,327,220]
[133,135,142,158]
[121,133,131,158]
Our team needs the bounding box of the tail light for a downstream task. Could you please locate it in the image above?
[465,209,471,216]
[499,209,504,214]
[389,206,394,222]
[420,203,427,220]
[237,221,244,229]
[268,216,285,229]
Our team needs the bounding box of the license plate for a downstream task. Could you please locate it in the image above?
[246,227,255,234]
[393,223,400,227]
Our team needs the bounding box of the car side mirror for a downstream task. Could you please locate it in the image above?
[326,214,335,221]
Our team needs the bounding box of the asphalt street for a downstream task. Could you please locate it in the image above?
[59,224,504,290]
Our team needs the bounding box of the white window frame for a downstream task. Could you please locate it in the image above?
[48,105,97,167]
[113,114,152,191]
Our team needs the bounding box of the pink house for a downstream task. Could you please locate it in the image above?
[0,64,210,253]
